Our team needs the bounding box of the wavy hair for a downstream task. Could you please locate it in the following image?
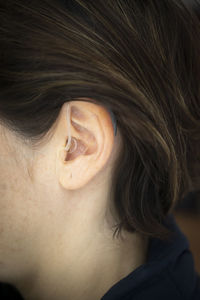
[0,0,200,240]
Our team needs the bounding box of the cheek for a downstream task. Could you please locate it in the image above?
[0,157,32,250]
[0,133,41,274]
[0,161,39,284]
[0,176,32,282]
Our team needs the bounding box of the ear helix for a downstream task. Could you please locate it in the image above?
[64,102,117,155]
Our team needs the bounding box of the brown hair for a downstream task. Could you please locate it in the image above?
[0,0,200,240]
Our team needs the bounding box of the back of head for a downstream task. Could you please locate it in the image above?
[0,0,200,240]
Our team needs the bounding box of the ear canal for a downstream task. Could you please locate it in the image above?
[68,137,78,153]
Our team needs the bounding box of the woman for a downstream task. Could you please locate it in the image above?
[0,0,199,299]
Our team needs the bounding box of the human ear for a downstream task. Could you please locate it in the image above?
[55,100,116,190]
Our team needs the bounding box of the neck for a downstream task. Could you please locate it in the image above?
[14,230,149,300]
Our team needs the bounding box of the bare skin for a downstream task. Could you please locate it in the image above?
[0,99,149,300]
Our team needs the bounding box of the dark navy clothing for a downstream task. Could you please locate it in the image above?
[101,214,200,300]
[0,214,200,300]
